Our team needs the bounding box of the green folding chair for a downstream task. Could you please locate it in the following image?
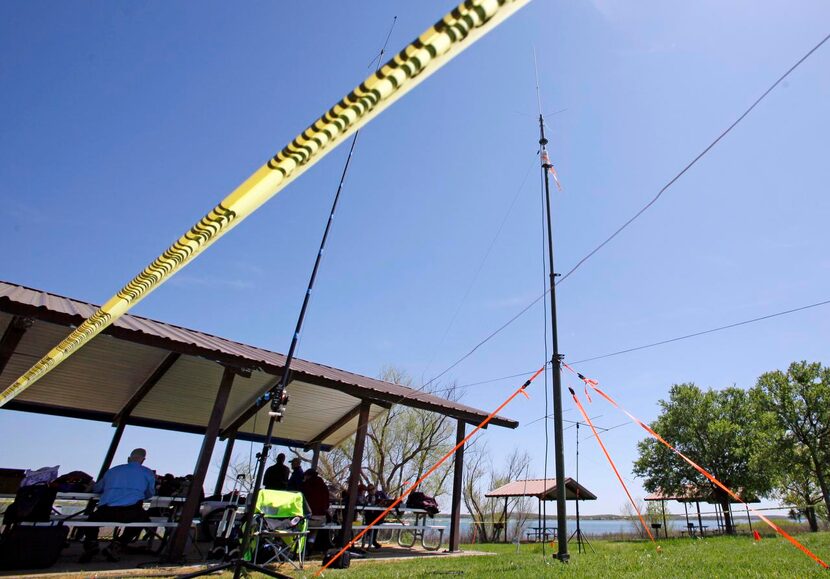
[245,489,309,570]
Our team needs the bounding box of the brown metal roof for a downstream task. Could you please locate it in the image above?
[644,486,705,502]
[0,280,518,446]
[645,487,758,504]
[485,478,597,501]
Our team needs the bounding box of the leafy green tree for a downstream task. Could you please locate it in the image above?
[753,361,830,519]
[633,384,776,534]
[772,446,822,532]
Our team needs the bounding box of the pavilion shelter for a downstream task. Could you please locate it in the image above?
[645,488,707,537]
[0,280,517,561]
[645,487,759,537]
[705,490,760,534]
[485,478,596,543]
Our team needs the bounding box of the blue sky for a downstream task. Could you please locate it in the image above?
[2,0,829,516]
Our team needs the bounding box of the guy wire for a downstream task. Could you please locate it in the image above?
[420,31,830,390]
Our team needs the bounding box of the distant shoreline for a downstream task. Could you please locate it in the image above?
[448,513,788,521]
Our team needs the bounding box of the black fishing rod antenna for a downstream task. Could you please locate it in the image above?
[178,16,398,579]
[534,48,569,563]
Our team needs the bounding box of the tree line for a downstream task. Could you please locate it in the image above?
[634,360,830,534]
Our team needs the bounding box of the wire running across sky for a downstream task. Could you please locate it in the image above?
[429,295,830,397]
[569,298,830,365]
[287,29,830,439]
[421,30,830,391]
[419,156,537,382]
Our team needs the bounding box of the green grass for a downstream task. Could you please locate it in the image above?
[290,533,830,578]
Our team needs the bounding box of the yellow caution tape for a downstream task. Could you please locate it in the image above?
[0,0,530,407]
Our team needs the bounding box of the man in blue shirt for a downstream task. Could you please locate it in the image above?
[79,448,156,563]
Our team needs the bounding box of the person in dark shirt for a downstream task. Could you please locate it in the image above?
[299,469,331,551]
[299,469,330,517]
[361,483,388,549]
[263,453,290,490]
[287,457,304,491]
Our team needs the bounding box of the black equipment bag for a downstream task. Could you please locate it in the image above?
[52,470,93,493]
[308,527,335,553]
[0,523,69,570]
[1,484,58,525]
[323,548,350,569]
[405,491,440,517]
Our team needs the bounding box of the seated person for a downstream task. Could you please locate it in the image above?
[156,473,178,497]
[300,469,330,518]
[300,469,332,551]
[361,483,389,549]
[79,448,155,563]
[341,481,367,506]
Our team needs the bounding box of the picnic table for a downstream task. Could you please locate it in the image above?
[682,522,709,537]
[0,492,196,555]
[526,526,557,542]
[320,504,445,551]
[0,491,186,506]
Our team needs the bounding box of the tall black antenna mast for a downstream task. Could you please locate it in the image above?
[534,49,569,563]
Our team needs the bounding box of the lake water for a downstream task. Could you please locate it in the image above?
[430,515,755,538]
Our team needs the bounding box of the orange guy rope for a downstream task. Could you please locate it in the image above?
[564,363,829,569]
[569,387,655,543]
[315,365,545,575]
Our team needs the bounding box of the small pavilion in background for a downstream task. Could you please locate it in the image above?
[645,486,760,537]
[486,478,596,543]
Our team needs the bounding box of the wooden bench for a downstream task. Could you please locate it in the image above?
[20,518,201,554]
[35,515,199,530]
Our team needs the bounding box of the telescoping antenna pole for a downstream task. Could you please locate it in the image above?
[181,136,362,579]
[179,18,395,575]
[223,17,400,577]
[234,133,360,579]
[538,113,569,562]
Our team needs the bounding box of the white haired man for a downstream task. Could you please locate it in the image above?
[79,448,155,563]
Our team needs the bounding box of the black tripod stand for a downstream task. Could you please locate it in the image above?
[178,385,293,579]
[568,422,593,554]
